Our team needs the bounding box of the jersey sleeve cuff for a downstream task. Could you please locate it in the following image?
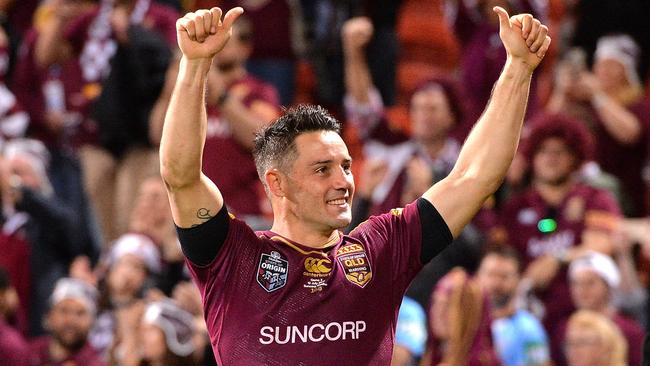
[176,205,230,267]
[416,198,453,264]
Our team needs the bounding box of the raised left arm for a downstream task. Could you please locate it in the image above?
[423,7,550,238]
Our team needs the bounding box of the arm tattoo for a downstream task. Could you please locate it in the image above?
[197,208,214,221]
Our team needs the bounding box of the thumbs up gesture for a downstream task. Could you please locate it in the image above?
[493,6,551,71]
[176,7,244,60]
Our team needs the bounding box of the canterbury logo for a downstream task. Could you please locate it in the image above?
[304,258,332,274]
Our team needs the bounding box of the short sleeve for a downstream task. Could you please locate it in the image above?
[181,213,259,297]
[348,198,452,296]
[584,188,622,230]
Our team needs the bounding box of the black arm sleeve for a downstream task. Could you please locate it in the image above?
[176,205,230,267]
[417,198,453,264]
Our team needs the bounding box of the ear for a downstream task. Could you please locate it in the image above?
[265,169,285,198]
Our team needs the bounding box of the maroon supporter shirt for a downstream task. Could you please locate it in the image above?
[184,200,452,365]
[0,319,29,366]
[501,184,621,332]
[202,75,279,217]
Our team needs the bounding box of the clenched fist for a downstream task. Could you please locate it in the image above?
[176,7,244,60]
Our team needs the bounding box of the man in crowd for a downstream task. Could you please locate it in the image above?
[29,277,104,366]
[476,246,551,366]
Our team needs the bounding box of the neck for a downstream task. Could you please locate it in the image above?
[49,340,71,362]
[418,136,447,160]
[271,215,340,249]
[593,303,615,317]
[492,302,516,319]
[533,177,574,206]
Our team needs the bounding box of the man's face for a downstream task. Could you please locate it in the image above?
[108,254,148,299]
[280,131,354,232]
[532,137,577,186]
[570,270,610,311]
[410,87,455,143]
[47,298,93,351]
[477,254,519,309]
[594,59,628,92]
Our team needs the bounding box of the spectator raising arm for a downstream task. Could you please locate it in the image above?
[160,7,243,228]
[423,7,550,238]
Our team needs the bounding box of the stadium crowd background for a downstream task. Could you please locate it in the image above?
[0,0,648,365]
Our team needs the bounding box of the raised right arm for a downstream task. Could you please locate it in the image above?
[160,7,243,228]
[342,17,374,105]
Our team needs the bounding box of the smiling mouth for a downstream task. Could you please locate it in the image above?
[326,198,348,206]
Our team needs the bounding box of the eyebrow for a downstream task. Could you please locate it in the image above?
[310,158,353,166]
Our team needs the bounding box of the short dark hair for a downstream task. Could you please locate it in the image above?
[253,105,342,188]
[480,245,522,273]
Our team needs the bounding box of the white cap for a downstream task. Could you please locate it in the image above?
[143,300,196,357]
[594,34,641,87]
[50,277,98,315]
[569,251,621,288]
[110,233,161,274]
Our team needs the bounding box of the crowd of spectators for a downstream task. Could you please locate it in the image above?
[0,0,648,365]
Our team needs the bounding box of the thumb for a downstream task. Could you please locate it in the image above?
[493,6,510,29]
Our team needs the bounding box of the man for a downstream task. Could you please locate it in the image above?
[343,16,463,216]
[500,114,621,336]
[161,5,550,364]
[29,278,103,366]
[476,246,551,366]
[552,252,644,366]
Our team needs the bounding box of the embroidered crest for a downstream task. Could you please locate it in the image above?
[337,244,372,288]
[256,251,289,293]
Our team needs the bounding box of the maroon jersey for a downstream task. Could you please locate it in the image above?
[0,319,29,365]
[28,337,104,366]
[202,75,279,217]
[184,200,451,365]
[501,184,620,332]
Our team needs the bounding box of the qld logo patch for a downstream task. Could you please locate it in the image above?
[337,245,372,288]
[257,251,289,292]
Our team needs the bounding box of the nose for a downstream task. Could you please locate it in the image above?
[332,166,353,191]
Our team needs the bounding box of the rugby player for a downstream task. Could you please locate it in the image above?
[160,6,550,364]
